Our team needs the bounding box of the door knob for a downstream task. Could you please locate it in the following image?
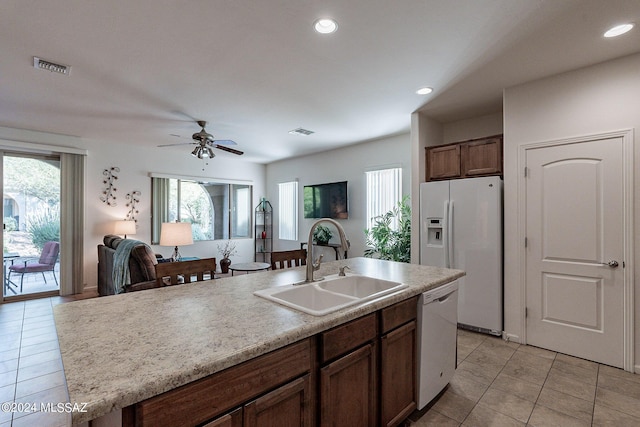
[603,260,619,268]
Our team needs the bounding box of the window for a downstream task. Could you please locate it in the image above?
[365,168,402,230]
[151,177,252,244]
[278,181,298,240]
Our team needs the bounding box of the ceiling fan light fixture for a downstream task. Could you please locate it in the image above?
[206,147,215,158]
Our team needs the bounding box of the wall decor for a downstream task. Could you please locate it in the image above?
[125,190,141,223]
[100,167,119,206]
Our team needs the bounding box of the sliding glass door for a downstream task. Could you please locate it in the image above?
[2,153,61,300]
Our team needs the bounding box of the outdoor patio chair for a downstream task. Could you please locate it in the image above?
[8,241,60,292]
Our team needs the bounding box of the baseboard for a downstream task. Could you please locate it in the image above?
[634,364,640,374]
[502,332,521,344]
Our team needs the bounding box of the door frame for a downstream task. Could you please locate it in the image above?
[517,129,635,371]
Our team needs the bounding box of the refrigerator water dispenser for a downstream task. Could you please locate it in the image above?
[426,218,443,246]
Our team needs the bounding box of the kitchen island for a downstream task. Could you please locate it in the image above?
[54,257,464,426]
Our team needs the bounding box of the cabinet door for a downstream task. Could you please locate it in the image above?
[426,144,461,180]
[461,137,503,177]
[202,408,243,427]
[380,321,417,427]
[244,375,311,427]
[320,343,376,427]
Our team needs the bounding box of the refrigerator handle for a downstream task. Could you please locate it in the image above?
[444,200,450,268]
[447,200,454,268]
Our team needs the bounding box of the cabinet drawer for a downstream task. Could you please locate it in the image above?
[134,339,311,427]
[320,314,377,363]
[380,297,417,334]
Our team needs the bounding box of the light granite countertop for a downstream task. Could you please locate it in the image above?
[54,257,464,425]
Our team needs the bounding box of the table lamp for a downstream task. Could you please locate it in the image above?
[114,220,136,238]
[160,222,193,261]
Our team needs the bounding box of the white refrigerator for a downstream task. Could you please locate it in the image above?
[420,176,503,335]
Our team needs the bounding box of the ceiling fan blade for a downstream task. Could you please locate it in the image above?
[215,145,244,155]
[157,142,196,147]
[213,139,237,146]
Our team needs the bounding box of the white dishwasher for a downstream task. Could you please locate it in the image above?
[416,280,459,409]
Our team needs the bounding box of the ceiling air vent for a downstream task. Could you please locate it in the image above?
[33,57,71,75]
[288,128,315,136]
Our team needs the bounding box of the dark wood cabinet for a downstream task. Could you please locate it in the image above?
[320,344,377,427]
[380,321,417,427]
[461,137,503,177]
[426,144,460,180]
[319,313,377,426]
[245,375,312,427]
[426,135,503,181]
[379,297,417,427]
[126,299,419,427]
[130,340,311,427]
[203,408,243,427]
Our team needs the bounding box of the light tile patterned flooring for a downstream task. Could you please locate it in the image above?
[2,296,640,427]
[409,329,640,426]
[0,294,95,427]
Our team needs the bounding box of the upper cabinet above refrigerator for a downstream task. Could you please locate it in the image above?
[425,135,503,181]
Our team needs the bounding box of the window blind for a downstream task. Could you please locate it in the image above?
[365,168,401,230]
[278,181,298,240]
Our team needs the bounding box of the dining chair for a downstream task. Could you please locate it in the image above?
[155,257,217,286]
[8,241,60,292]
[270,249,307,270]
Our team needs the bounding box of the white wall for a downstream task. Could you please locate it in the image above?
[0,130,266,291]
[443,112,503,144]
[503,52,640,369]
[266,133,411,261]
[410,113,442,263]
[83,138,266,289]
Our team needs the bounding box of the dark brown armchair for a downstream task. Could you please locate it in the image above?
[270,249,307,270]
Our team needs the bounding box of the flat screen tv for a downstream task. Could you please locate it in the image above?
[303,181,348,219]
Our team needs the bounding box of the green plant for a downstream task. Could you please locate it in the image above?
[28,210,60,251]
[364,196,411,263]
[313,225,333,244]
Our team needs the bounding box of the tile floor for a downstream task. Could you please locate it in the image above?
[0,293,95,427]
[409,329,640,426]
[1,296,640,427]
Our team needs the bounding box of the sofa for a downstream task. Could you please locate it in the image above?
[97,235,159,295]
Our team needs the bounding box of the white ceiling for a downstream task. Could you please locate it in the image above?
[2,0,640,163]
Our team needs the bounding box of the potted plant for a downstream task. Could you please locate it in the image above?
[364,196,411,263]
[217,240,238,273]
[313,225,333,245]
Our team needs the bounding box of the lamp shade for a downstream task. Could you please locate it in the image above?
[114,220,136,236]
[160,222,194,246]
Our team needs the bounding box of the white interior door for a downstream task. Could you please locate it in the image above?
[525,137,626,368]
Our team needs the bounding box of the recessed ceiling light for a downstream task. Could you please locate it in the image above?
[314,18,338,34]
[604,23,634,38]
[416,87,433,95]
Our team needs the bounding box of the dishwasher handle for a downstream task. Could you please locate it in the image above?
[422,280,459,304]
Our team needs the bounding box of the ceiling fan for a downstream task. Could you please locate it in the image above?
[158,120,244,158]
